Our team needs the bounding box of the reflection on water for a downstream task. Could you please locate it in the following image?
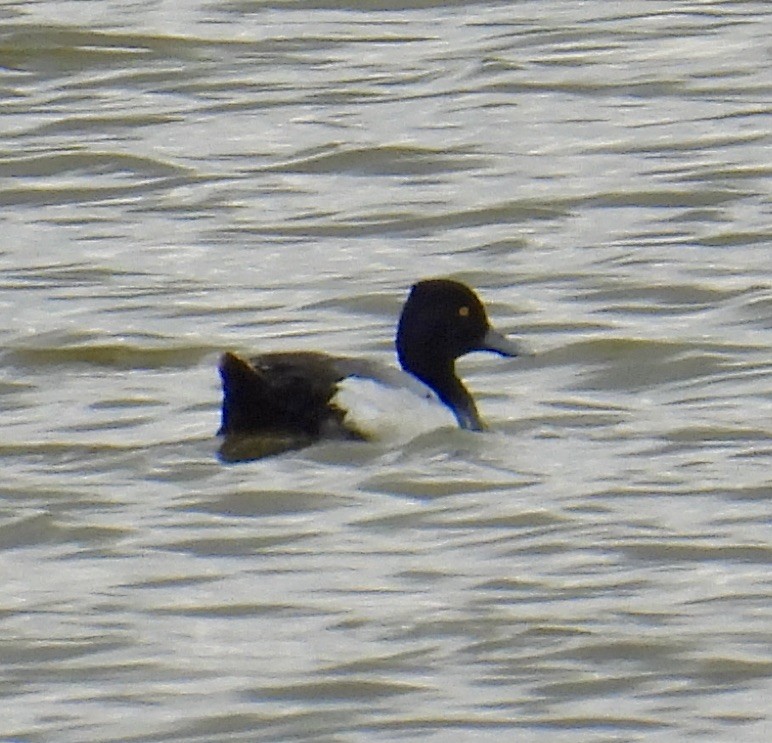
[1,1,770,741]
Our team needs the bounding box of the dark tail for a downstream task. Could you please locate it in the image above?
[218,352,265,436]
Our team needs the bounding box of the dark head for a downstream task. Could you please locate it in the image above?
[396,279,523,431]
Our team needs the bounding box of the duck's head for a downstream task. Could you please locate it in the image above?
[396,278,524,431]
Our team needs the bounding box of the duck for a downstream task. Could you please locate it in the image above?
[217,278,524,460]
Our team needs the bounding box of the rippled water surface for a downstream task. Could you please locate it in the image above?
[1,1,770,741]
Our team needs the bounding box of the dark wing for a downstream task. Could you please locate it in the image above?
[218,351,348,438]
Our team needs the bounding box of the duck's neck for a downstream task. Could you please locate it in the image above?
[405,358,484,432]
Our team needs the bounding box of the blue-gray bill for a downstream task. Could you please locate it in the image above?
[478,327,528,358]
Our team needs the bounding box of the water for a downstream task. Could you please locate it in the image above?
[1,1,770,741]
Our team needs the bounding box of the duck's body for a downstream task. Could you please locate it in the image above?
[217,279,523,460]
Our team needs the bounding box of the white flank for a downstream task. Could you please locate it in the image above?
[331,375,456,441]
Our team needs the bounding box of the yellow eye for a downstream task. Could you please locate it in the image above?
[458,305,470,318]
